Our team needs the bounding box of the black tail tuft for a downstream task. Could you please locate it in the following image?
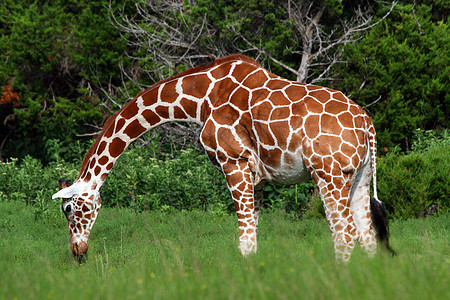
[370,197,396,256]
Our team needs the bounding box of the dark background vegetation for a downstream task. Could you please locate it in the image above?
[0,0,448,219]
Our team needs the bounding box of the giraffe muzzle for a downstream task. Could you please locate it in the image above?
[71,241,88,264]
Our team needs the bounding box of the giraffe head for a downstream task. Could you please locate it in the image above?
[52,179,102,264]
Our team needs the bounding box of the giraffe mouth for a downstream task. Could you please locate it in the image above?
[71,240,88,264]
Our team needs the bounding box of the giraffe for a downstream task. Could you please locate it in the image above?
[52,54,393,263]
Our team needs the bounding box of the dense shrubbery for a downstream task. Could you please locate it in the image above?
[1,130,448,220]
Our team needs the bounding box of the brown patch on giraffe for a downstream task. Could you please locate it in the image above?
[101,173,108,181]
[269,120,289,149]
[155,106,169,119]
[331,162,342,176]
[94,166,101,176]
[254,121,275,145]
[325,100,349,115]
[232,62,259,82]
[91,182,97,190]
[335,223,344,231]
[121,101,139,119]
[124,119,146,139]
[338,112,354,128]
[75,211,82,218]
[309,90,331,102]
[217,127,243,156]
[333,92,349,103]
[209,78,239,108]
[349,104,361,116]
[210,62,233,79]
[96,141,107,155]
[252,101,273,121]
[104,123,115,139]
[260,147,282,168]
[351,154,360,168]
[342,208,350,218]
[304,115,320,139]
[142,87,158,106]
[285,85,307,101]
[312,135,341,156]
[332,190,341,200]
[341,143,357,157]
[230,88,250,111]
[142,109,161,126]
[289,115,303,130]
[250,88,270,106]
[115,118,126,133]
[109,138,126,158]
[266,79,290,90]
[213,105,240,125]
[200,101,212,123]
[304,97,324,113]
[179,98,197,118]
[232,189,243,199]
[291,101,308,116]
[82,204,90,212]
[270,91,291,106]
[182,74,211,99]
[242,70,268,89]
[173,106,187,119]
[227,172,244,187]
[321,114,342,136]
[271,107,290,120]
[89,158,96,169]
[332,177,344,190]
[159,81,178,103]
[200,121,217,149]
[341,129,358,145]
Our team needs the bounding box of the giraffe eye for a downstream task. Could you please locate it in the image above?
[63,204,72,214]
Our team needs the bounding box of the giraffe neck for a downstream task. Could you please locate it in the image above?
[76,73,211,193]
[75,55,262,195]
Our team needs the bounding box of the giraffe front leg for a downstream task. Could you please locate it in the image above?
[224,160,258,256]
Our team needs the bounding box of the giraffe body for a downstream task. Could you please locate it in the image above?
[53,55,391,262]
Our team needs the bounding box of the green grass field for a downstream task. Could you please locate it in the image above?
[0,201,448,299]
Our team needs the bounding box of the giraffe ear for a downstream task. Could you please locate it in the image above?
[52,181,81,199]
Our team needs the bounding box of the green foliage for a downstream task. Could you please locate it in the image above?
[101,146,232,212]
[337,2,449,150]
[377,143,449,219]
[0,0,130,163]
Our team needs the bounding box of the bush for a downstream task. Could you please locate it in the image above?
[377,143,449,219]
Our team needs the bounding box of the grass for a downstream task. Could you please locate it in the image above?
[0,201,448,300]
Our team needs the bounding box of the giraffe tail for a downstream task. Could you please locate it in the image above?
[365,115,396,256]
[370,197,396,256]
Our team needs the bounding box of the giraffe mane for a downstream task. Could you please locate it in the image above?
[77,54,259,180]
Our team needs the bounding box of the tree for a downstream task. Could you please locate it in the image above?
[335,1,449,150]
[108,0,397,149]
[0,0,131,162]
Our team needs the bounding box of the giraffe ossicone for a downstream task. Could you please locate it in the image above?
[52,54,393,263]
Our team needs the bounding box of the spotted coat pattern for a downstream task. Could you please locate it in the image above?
[53,55,381,262]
